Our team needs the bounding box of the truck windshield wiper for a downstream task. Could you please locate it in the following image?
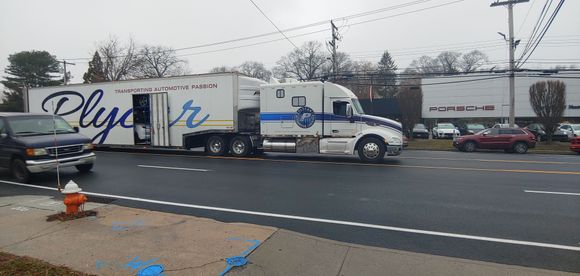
[14,131,47,136]
[54,129,75,134]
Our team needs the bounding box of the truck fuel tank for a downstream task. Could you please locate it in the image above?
[263,138,296,153]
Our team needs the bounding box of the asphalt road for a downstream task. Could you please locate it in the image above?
[1,149,579,272]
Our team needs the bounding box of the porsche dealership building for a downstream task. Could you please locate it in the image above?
[421,72,580,122]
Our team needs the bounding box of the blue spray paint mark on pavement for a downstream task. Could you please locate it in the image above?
[137,264,165,276]
[126,256,159,270]
[96,256,164,275]
[95,260,106,270]
[220,237,261,276]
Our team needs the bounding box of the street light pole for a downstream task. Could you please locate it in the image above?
[490,0,529,127]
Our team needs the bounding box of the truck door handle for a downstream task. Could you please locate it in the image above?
[332,130,339,133]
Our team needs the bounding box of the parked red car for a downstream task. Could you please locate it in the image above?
[570,137,580,154]
[453,128,536,154]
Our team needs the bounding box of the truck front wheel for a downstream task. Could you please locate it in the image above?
[206,135,228,156]
[230,136,252,157]
[357,137,386,163]
[11,158,31,183]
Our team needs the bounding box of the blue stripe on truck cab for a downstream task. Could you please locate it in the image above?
[259,113,402,132]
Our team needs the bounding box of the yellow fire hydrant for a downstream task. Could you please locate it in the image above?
[62,180,87,215]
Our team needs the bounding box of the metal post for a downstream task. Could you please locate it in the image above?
[370,74,374,115]
[63,60,67,85]
[490,0,529,127]
[59,60,75,85]
[508,4,515,127]
[328,20,340,80]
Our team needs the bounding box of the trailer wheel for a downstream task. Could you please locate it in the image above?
[206,135,228,156]
[230,136,252,157]
[357,137,385,163]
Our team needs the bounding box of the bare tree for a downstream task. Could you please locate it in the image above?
[460,50,489,72]
[321,52,353,78]
[408,56,442,75]
[335,61,378,99]
[97,36,141,81]
[408,50,490,75]
[274,41,328,81]
[135,45,187,78]
[529,80,566,143]
[238,61,272,81]
[436,51,462,74]
[397,78,423,139]
[209,66,235,73]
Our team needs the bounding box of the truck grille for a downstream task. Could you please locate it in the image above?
[46,145,83,156]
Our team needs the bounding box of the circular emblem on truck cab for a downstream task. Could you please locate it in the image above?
[295,107,316,128]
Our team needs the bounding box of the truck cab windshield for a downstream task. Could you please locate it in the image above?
[7,116,76,136]
[352,99,365,115]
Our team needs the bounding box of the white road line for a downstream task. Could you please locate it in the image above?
[1,179,580,252]
[137,165,212,172]
[524,190,580,196]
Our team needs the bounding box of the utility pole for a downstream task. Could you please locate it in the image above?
[328,20,340,80]
[59,60,76,85]
[490,0,529,127]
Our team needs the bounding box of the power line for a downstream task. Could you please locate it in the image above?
[146,1,471,59]
[517,0,565,68]
[334,76,507,87]
[519,0,552,55]
[63,0,466,61]
[346,0,466,28]
[175,29,327,58]
[516,0,536,36]
[346,36,580,56]
[247,0,298,49]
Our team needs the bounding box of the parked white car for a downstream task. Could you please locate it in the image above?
[559,123,580,137]
[492,123,520,128]
[432,123,460,139]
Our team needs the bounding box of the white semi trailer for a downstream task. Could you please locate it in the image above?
[27,73,403,162]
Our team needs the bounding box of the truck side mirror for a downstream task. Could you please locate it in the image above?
[346,103,353,118]
[73,126,80,133]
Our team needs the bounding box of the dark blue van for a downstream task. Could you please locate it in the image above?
[0,113,95,183]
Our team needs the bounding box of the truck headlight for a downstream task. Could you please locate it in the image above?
[83,143,94,150]
[25,148,48,156]
[386,137,402,145]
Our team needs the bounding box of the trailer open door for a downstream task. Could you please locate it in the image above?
[150,93,170,146]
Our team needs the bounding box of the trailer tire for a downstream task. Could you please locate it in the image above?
[357,137,386,163]
[230,136,252,157]
[206,135,228,156]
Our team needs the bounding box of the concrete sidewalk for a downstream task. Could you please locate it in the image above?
[0,195,577,276]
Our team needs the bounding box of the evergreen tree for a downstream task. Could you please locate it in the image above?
[83,51,107,83]
[1,50,61,112]
[377,51,398,98]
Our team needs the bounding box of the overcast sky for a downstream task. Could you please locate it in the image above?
[1,0,579,86]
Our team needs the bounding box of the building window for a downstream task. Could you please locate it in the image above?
[276,89,285,98]
[292,96,306,107]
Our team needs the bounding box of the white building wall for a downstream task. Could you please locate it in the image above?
[421,73,580,119]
